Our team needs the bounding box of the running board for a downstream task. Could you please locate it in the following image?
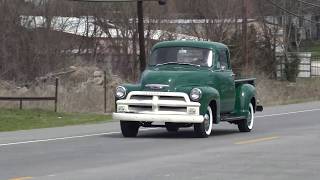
[221,116,246,122]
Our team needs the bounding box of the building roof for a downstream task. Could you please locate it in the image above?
[20,16,200,40]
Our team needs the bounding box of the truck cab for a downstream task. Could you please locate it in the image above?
[113,40,263,138]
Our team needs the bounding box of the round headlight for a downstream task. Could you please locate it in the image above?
[115,86,126,99]
[190,88,202,101]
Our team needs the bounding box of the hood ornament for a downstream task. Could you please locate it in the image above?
[145,84,169,90]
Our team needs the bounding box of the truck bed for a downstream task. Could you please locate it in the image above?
[234,78,256,86]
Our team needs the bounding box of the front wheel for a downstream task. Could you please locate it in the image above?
[238,103,254,132]
[194,106,213,138]
[120,121,140,137]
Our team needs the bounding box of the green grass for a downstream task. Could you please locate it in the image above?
[0,108,112,132]
[302,41,320,56]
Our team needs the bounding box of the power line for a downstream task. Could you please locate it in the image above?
[296,0,320,8]
[266,0,320,24]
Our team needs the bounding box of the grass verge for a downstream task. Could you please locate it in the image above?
[0,108,112,132]
[302,40,320,56]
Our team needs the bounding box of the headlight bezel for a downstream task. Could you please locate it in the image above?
[190,88,202,101]
[115,86,127,99]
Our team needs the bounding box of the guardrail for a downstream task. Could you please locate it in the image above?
[0,78,59,112]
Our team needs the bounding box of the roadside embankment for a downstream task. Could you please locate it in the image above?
[257,77,320,106]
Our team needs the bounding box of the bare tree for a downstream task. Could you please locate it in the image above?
[186,0,241,42]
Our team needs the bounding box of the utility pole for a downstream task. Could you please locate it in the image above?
[283,0,289,55]
[242,0,249,76]
[137,0,146,73]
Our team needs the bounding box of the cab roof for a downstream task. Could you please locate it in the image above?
[151,40,228,51]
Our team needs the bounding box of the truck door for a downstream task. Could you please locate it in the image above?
[215,49,236,113]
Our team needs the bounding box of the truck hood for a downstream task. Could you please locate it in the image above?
[141,69,209,92]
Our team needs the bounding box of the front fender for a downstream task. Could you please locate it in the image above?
[234,84,256,117]
[197,87,221,124]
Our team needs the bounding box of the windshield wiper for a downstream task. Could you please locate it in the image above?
[179,63,201,67]
[154,62,178,67]
[155,62,200,68]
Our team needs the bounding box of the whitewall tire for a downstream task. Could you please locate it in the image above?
[194,106,213,138]
[238,103,254,132]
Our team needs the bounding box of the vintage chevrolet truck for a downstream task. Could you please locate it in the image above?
[113,40,263,138]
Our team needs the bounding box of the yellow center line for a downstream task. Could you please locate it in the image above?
[235,136,280,145]
[8,177,33,180]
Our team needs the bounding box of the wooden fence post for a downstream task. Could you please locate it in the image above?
[104,71,107,113]
[54,78,59,112]
[19,99,23,110]
[310,57,313,77]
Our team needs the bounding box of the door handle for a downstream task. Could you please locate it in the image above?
[231,73,236,77]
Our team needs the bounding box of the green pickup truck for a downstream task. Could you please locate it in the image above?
[113,40,263,138]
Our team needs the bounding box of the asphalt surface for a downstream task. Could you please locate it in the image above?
[1,101,320,180]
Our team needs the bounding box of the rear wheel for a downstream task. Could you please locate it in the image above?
[120,121,140,137]
[238,103,254,132]
[194,106,213,138]
[165,122,180,132]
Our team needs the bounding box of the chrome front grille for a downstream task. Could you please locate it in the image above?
[130,95,153,100]
[158,106,187,112]
[128,105,152,112]
[116,91,200,115]
[127,92,189,114]
[158,96,185,102]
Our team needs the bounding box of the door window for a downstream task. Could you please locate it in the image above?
[217,49,229,70]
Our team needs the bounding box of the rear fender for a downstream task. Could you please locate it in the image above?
[234,84,256,117]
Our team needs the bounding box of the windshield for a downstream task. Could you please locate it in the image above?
[149,47,213,67]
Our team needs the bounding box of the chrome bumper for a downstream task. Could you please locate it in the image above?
[113,113,204,123]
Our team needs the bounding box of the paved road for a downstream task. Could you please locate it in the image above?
[1,102,320,180]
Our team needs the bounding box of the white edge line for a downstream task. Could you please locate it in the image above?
[256,108,320,118]
[0,132,118,147]
[0,128,156,147]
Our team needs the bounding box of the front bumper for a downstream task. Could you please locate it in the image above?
[113,113,204,123]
